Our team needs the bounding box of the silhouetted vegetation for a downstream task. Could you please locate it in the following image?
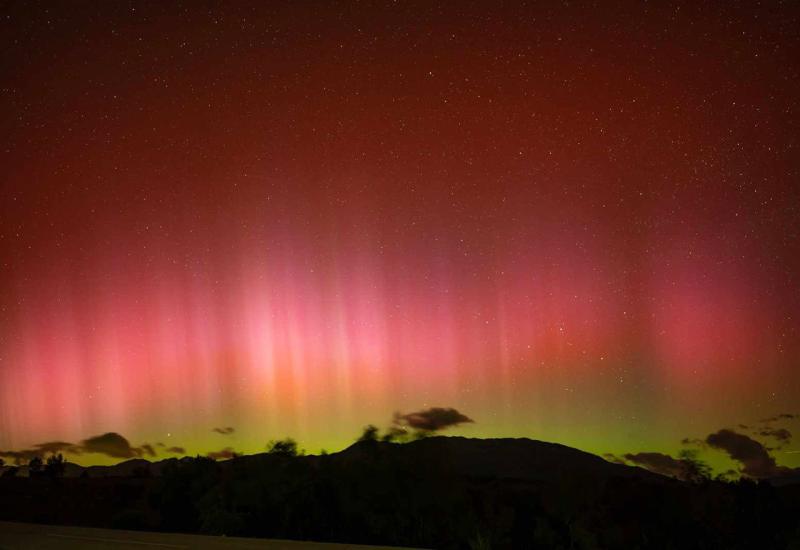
[27,456,43,477]
[1,437,800,549]
[44,453,66,478]
[678,449,712,484]
[265,437,302,457]
[358,424,380,443]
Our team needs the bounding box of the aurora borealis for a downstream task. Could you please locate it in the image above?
[1,2,799,470]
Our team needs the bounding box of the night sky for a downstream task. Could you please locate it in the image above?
[1,2,799,471]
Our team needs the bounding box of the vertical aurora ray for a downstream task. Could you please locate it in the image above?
[1,2,798,468]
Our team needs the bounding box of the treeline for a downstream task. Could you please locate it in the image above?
[0,453,66,479]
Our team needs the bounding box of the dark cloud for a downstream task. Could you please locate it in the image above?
[395,407,474,432]
[625,423,800,481]
[380,425,409,442]
[1,441,80,465]
[623,452,693,480]
[207,447,238,460]
[34,441,81,455]
[0,449,42,466]
[3,433,165,463]
[81,432,143,459]
[603,453,626,465]
[759,413,797,423]
[705,429,795,478]
[165,446,186,454]
[758,428,791,443]
[212,427,235,435]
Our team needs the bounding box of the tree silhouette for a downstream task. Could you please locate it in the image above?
[358,424,380,442]
[266,438,301,456]
[27,456,43,477]
[0,457,5,468]
[44,453,66,478]
[678,449,712,483]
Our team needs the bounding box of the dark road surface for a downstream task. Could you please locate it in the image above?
[0,522,422,550]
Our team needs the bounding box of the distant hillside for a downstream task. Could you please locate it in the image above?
[1,457,180,478]
[341,437,666,482]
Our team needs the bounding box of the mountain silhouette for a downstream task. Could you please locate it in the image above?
[335,436,668,483]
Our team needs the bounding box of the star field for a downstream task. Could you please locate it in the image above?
[1,2,799,466]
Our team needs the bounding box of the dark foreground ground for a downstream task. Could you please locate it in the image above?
[2,437,800,549]
[0,521,421,550]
